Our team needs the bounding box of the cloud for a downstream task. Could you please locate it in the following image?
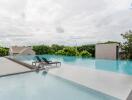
[0,0,131,46]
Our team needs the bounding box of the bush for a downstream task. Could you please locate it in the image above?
[121,30,132,59]
[51,44,64,52]
[63,47,77,56]
[33,44,64,55]
[0,47,9,56]
[33,45,51,55]
[55,47,77,56]
[55,50,65,55]
[77,45,95,57]
[32,44,95,57]
[79,50,92,57]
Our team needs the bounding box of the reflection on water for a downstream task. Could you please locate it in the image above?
[119,61,132,75]
[95,59,132,74]
[13,54,132,75]
[95,60,119,72]
[62,56,77,62]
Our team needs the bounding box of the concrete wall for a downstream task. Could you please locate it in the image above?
[95,43,119,60]
[20,48,35,55]
[10,46,36,56]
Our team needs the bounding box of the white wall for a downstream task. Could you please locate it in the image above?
[20,48,35,55]
[96,43,119,60]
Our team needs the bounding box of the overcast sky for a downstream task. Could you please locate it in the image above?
[0,0,132,46]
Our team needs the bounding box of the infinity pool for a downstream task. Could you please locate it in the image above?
[0,71,118,100]
[14,55,132,75]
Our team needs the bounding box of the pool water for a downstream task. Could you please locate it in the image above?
[14,55,132,75]
[0,71,118,100]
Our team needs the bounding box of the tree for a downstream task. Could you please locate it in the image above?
[56,47,77,56]
[51,44,64,53]
[32,44,95,57]
[77,45,95,57]
[0,47,9,56]
[55,50,65,55]
[79,50,92,57]
[121,30,132,59]
[33,45,52,55]
[101,41,119,44]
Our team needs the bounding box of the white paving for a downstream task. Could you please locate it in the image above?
[49,64,132,100]
[0,57,30,76]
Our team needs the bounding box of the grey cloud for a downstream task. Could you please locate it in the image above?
[0,0,131,46]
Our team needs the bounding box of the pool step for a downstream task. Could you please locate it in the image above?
[127,90,132,100]
[5,56,35,69]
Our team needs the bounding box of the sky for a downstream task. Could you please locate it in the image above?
[0,0,132,46]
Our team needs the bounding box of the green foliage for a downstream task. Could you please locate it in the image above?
[33,45,52,55]
[121,30,132,59]
[33,44,95,57]
[77,45,95,57]
[51,44,64,53]
[99,41,120,44]
[0,47,9,56]
[63,47,77,56]
[56,47,77,56]
[79,50,92,57]
[55,50,65,55]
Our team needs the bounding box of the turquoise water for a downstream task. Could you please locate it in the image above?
[14,55,132,75]
[0,71,118,100]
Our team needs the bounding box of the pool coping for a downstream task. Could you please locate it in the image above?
[127,90,132,100]
[49,65,132,100]
[0,57,59,78]
[5,56,35,69]
[0,56,36,78]
[48,72,119,100]
[49,72,120,100]
[0,57,35,77]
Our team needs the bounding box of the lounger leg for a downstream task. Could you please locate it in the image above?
[32,62,34,66]
[32,62,36,66]
[32,62,35,66]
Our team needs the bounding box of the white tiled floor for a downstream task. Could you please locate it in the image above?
[0,57,30,76]
[49,65,132,100]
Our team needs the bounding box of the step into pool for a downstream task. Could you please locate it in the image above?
[0,71,118,100]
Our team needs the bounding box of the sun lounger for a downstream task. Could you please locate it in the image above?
[41,57,61,66]
[32,56,61,67]
[32,56,46,66]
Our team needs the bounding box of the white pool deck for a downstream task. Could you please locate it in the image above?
[0,57,132,100]
[0,57,31,76]
[49,64,132,100]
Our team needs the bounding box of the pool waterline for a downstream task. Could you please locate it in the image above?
[13,54,132,75]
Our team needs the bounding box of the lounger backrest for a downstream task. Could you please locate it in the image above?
[36,56,42,62]
[42,57,49,64]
